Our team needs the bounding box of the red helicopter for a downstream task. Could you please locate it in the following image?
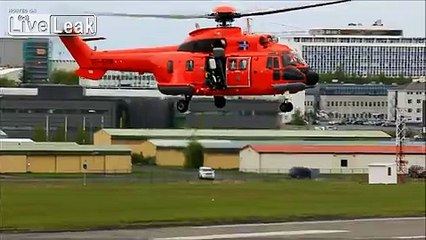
[60,0,351,113]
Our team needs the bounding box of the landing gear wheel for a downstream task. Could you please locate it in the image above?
[214,96,226,108]
[176,100,189,113]
[280,102,293,113]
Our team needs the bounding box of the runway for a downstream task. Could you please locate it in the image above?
[3,217,425,240]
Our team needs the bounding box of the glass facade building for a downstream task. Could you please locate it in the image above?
[23,38,51,83]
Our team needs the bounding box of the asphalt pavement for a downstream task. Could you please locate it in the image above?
[3,217,425,240]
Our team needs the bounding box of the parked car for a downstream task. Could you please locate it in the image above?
[198,167,215,180]
[289,167,312,179]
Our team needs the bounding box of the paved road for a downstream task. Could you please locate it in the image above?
[3,217,425,240]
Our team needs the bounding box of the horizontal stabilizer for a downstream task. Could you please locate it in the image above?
[76,68,106,80]
[82,37,106,42]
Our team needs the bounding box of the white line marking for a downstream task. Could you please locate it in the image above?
[392,236,426,239]
[153,230,349,240]
[193,217,426,229]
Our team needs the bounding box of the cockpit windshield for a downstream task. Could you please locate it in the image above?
[281,50,306,67]
[291,49,306,64]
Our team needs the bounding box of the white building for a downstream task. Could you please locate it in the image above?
[368,163,397,184]
[49,59,79,72]
[80,71,157,89]
[0,67,22,83]
[306,83,398,121]
[239,144,426,174]
[280,21,426,78]
[388,81,426,123]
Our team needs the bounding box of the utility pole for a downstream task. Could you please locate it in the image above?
[395,108,408,183]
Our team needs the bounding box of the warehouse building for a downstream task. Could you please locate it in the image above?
[140,139,241,169]
[0,142,132,173]
[94,129,392,153]
[240,144,426,174]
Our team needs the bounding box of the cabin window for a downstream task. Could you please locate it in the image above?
[266,57,273,69]
[229,59,237,70]
[239,59,247,70]
[186,60,194,71]
[167,60,173,73]
[341,159,348,167]
[273,57,280,68]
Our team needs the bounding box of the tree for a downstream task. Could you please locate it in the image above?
[53,125,66,142]
[0,77,17,87]
[289,109,306,126]
[33,125,46,142]
[333,65,345,81]
[50,70,79,85]
[184,140,204,169]
[76,127,89,144]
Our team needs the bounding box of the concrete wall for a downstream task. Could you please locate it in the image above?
[186,98,282,129]
[93,130,112,145]
[0,155,27,172]
[156,148,185,166]
[0,38,25,67]
[204,152,239,169]
[111,139,145,155]
[140,141,157,158]
[239,148,260,172]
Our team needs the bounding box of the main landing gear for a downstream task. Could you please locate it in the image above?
[176,95,192,113]
[280,101,293,113]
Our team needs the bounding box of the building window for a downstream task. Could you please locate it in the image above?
[408,99,412,104]
[327,101,330,107]
[388,167,391,176]
[417,99,421,104]
[417,108,421,113]
[408,108,412,113]
[341,159,348,167]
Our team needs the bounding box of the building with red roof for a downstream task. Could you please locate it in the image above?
[239,144,426,174]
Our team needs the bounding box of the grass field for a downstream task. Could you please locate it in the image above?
[0,179,424,232]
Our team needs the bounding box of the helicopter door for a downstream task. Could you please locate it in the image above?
[226,57,251,87]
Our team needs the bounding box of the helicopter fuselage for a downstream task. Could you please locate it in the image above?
[61,27,319,98]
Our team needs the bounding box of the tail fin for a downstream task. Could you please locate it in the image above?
[59,34,106,80]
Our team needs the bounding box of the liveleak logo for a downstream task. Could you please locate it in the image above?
[8,14,97,36]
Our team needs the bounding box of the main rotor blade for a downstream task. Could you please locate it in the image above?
[239,0,351,18]
[93,12,211,19]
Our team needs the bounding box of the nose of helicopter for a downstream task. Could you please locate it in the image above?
[305,68,319,86]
